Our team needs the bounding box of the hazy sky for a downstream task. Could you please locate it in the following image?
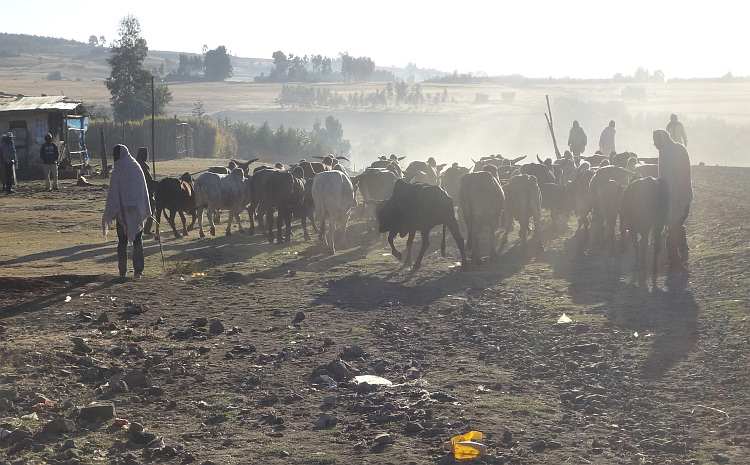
[5,1,744,79]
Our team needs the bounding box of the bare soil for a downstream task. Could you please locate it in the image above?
[1,161,749,465]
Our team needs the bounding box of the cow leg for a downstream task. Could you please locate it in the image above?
[282,212,291,242]
[404,231,416,268]
[225,210,234,236]
[489,217,499,259]
[205,205,217,236]
[179,211,188,236]
[168,209,181,238]
[339,211,350,249]
[155,206,163,241]
[412,230,431,271]
[235,210,245,234]
[387,231,402,261]
[266,209,275,243]
[319,217,327,244]
[446,217,468,269]
[197,207,206,238]
[500,215,511,249]
[326,211,336,254]
[247,203,257,236]
[519,218,529,252]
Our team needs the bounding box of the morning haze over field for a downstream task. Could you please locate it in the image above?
[2,29,750,169]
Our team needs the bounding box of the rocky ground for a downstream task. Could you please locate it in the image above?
[1,164,749,465]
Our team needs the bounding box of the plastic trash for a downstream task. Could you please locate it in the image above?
[444,431,487,460]
[557,313,573,324]
[354,375,392,386]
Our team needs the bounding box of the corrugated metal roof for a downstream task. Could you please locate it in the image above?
[0,95,83,112]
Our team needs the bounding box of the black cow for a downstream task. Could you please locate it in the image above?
[375,179,467,271]
[154,172,196,240]
[263,170,307,243]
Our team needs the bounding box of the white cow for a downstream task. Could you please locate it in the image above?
[193,168,251,237]
[312,170,357,253]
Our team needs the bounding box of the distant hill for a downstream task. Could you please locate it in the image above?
[0,33,449,83]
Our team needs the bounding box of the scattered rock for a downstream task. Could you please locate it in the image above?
[123,370,153,388]
[209,320,224,334]
[71,337,92,355]
[78,401,116,421]
[42,417,78,434]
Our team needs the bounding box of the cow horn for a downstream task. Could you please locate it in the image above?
[511,155,527,165]
[537,154,544,165]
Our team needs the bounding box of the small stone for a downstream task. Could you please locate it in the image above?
[292,311,305,323]
[194,317,208,327]
[713,454,731,463]
[323,395,336,406]
[209,320,224,335]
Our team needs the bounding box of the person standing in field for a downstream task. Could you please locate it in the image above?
[135,147,156,235]
[666,114,688,146]
[2,131,18,194]
[567,121,587,163]
[654,129,692,268]
[102,144,151,278]
[40,133,60,191]
[599,120,616,157]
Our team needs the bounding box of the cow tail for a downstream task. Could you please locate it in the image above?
[441,224,447,257]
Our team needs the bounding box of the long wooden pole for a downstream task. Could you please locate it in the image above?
[151,75,156,177]
[100,126,108,178]
[545,95,562,159]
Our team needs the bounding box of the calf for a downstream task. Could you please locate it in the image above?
[500,174,543,253]
[459,171,505,262]
[312,170,357,253]
[154,172,196,239]
[376,179,467,271]
[620,176,668,275]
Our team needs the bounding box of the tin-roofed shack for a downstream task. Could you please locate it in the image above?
[0,92,88,178]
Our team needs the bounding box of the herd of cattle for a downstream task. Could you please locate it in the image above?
[150,151,668,275]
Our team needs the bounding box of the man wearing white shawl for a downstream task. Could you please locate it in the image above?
[654,129,693,269]
[102,144,151,278]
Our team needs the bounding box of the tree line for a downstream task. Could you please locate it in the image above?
[257,51,379,84]
[277,83,450,110]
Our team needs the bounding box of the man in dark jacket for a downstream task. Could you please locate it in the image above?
[2,132,18,194]
[567,120,588,163]
[40,133,60,191]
